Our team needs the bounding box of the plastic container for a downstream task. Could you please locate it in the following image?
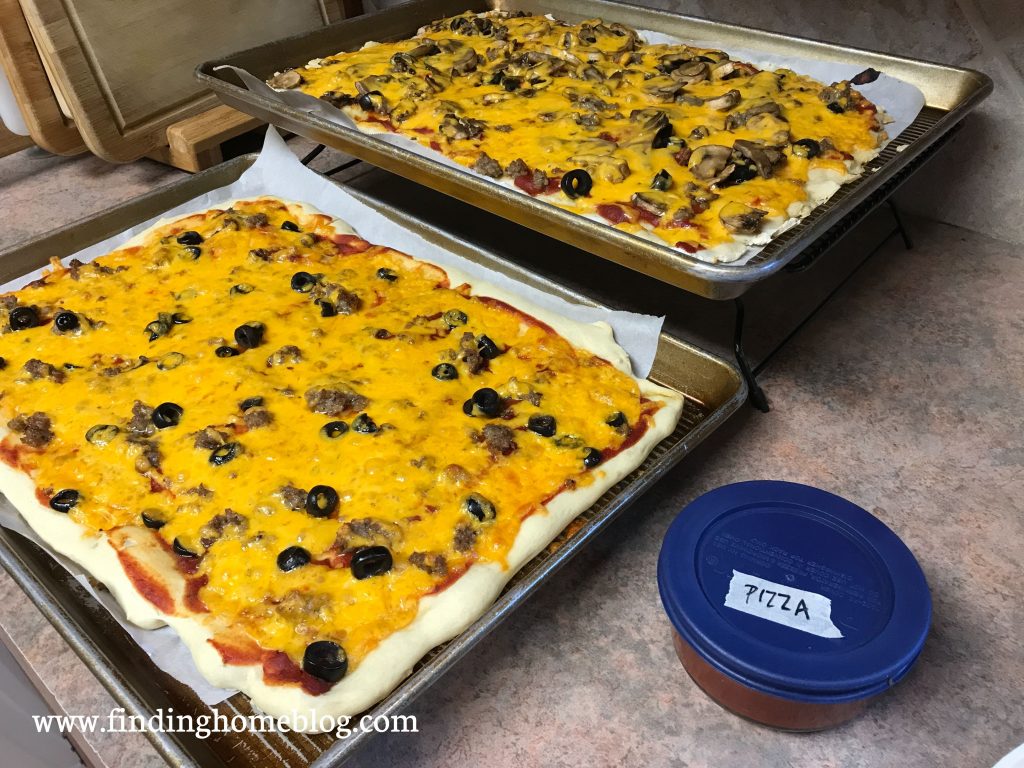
[658,480,931,731]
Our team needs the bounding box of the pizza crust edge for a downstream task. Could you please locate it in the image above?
[0,197,683,729]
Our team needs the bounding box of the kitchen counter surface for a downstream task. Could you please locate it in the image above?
[0,143,1020,768]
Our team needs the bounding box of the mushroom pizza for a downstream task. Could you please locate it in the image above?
[268,10,888,263]
[0,198,682,727]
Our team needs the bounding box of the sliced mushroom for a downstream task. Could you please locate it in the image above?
[482,91,512,105]
[631,192,667,217]
[646,82,685,102]
[725,101,784,130]
[708,60,734,79]
[451,47,481,75]
[706,89,742,111]
[670,61,709,85]
[689,125,711,140]
[733,140,786,179]
[408,41,441,59]
[720,202,768,235]
[391,99,418,122]
[391,53,417,73]
[568,153,631,183]
[439,113,485,140]
[436,38,465,53]
[577,94,613,112]
[355,76,391,94]
[688,144,733,180]
[657,50,696,73]
[629,108,670,132]
[268,70,302,89]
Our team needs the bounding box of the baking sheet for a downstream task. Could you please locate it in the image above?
[218,19,925,267]
[0,127,667,707]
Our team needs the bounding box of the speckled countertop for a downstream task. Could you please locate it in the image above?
[0,144,1021,768]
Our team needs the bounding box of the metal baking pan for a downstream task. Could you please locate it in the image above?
[197,0,991,300]
[0,154,745,768]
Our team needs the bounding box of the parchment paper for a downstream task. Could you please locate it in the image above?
[218,22,926,267]
[0,126,667,705]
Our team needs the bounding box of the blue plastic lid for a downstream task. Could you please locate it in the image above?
[658,481,931,703]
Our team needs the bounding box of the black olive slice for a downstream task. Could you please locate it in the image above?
[215,346,240,358]
[442,309,468,328]
[306,485,339,518]
[651,169,673,191]
[171,312,193,324]
[351,546,393,579]
[560,169,593,199]
[827,102,845,114]
[54,311,80,332]
[357,89,384,111]
[652,122,673,149]
[49,489,80,513]
[277,546,311,572]
[352,413,378,434]
[209,442,242,465]
[230,283,255,296]
[463,493,496,523]
[316,299,336,317]
[175,230,203,246]
[182,246,202,260]
[469,388,502,418]
[86,424,120,446]
[152,402,183,429]
[320,421,349,439]
[239,396,264,411]
[303,640,348,682]
[145,319,170,341]
[234,322,266,349]
[141,509,168,529]
[527,414,556,437]
[718,163,757,188]
[606,411,627,429]
[792,138,822,159]
[290,271,317,293]
[173,537,199,558]
[281,220,300,232]
[583,447,603,468]
[477,335,502,359]
[431,363,458,381]
[9,306,39,331]
[376,267,399,282]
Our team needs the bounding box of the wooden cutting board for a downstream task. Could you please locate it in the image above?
[0,0,84,155]
[17,0,350,162]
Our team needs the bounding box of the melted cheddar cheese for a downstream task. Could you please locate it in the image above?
[0,199,663,680]
[274,10,884,256]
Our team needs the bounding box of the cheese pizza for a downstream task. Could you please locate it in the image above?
[0,197,682,727]
[268,10,888,263]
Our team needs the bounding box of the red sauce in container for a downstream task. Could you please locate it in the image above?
[658,481,931,731]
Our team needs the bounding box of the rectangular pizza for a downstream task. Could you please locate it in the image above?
[267,9,889,263]
[0,197,683,728]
